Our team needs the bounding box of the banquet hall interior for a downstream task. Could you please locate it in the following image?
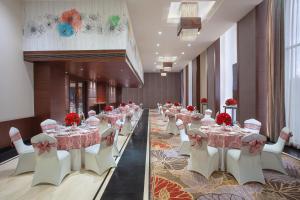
[0,0,300,199]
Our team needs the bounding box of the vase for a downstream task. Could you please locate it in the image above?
[71,123,77,131]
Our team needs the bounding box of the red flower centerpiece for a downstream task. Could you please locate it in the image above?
[187,105,195,112]
[174,102,180,106]
[65,112,81,126]
[216,113,232,126]
[120,102,126,107]
[200,98,208,104]
[104,105,113,112]
[225,98,238,106]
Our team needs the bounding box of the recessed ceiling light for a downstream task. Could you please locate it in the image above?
[65,71,68,74]
[197,31,200,35]
[187,43,191,47]
[174,62,177,65]
[80,68,84,71]
[154,62,157,65]
[158,31,162,35]
[156,43,160,47]
[181,52,185,55]
[155,52,159,55]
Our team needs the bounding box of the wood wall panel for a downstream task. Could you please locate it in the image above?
[0,117,37,149]
[237,9,257,123]
[207,39,220,115]
[122,73,181,108]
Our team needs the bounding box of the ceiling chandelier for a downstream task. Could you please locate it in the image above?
[177,2,202,41]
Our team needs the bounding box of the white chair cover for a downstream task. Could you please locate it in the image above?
[261,127,293,174]
[204,109,212,118]
[31,133,71,186]
[120,112,133,136]
[112,120,122,157]
[186,128,219,179]
[97,113,110,134]
[86,116,100,127]
[200,117,216,126]
[190,113,203,129]
[85,128,117,175]
[88,110,96,117]
[244,118,262,134]
[9,127,35,175]
[226,133,266,185]
[40,119,58,133]
[165,111,179,135]
[176,120,190,155]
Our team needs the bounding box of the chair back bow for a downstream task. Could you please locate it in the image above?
[33,141,57,155]
[188,134,204,147]
[102,132,115,146]
[280,129,293,142]
[244,140,264,155]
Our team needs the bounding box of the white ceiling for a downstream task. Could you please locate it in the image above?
[126,0,263,72]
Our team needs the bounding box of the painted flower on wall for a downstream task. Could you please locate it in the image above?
[108,15,120,31]
[23,21,45,37]
[60,8,82,32]
[57,23,74,37]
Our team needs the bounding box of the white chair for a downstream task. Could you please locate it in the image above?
[9,127,35,175]
[98,114,110,134]
[85,128,117,175]
[261,127,293,174]
[40,119,58,133]
[244,119,261,134]
[187,128,219,179]
[165,111,179,135]
[112,120,122,157]
[88,110,96,117]
[31,133,71,186]
[190,113,203,129]
[176,120,190,155]
[204,109,212,118]
[120,112,133,136]
[86,116,100,127]
[226,133,266,185]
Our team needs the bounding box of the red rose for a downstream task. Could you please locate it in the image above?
[216,113,232,126]
[187,105,195,112]
[65,112,81,126]
[174,102,180,106]
[104,105,113,112]
[225,98,237,106]
[200,98,208,103]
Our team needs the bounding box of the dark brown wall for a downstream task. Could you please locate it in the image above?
[0,117,37,149]
[122,73,181,108]
[207,39,220,115]
[34,62,68,126]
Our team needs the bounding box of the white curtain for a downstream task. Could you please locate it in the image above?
[285,0,300,148]
[220,24,237,113]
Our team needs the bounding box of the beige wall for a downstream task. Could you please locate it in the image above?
[0,0,34,122]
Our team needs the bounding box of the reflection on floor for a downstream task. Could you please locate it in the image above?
[0,111,144,200]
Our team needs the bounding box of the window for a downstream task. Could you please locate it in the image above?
[285,0,300,148]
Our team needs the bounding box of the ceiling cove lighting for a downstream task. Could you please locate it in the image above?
[158,31,162,35]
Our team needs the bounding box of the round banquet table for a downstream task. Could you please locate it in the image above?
[51,127,100,171]
[176,113,192,125]
[200,125,248,171]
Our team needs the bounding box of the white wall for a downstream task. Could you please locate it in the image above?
[0,0,34,122]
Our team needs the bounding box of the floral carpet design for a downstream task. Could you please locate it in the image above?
[149,110,300,200]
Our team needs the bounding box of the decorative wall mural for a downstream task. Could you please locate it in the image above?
[23,8,127,38]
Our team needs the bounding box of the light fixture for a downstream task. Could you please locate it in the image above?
[163,62,173,72]
[177,2,202,41]
[187,43,191,47]
[161,72,167,77]
[158,31,162,35]
[158,56,177,62]
[156,43,160,47]
[156,65,163,70]
[181,52,185,55]
[155,52,159,55]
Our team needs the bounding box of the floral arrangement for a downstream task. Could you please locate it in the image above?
[174,102,180,106]
[166,101,171,104]
[216,113,232,126]
[104,105,113,112]
[225,98,238,106]
[65,112,81,126]
[120,102,126,107]
[187,105,195,112]
[58,9,82,37]
[200,98,208,104]
[128,101,133,104]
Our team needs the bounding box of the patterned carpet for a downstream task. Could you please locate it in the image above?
[149,110,300,200]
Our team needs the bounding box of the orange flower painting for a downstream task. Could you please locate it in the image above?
[60,9,82,31]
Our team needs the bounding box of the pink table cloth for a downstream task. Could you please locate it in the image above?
[54,128,100,150]
[176,113,192,125]
[201,126,247,149]
[106,114,123,125]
